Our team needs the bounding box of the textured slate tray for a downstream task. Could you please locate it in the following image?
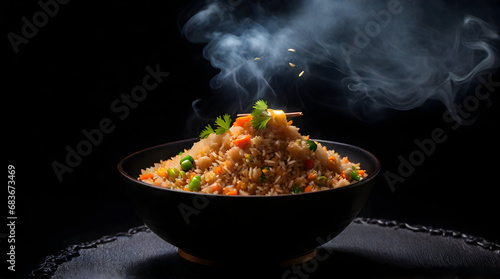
[30,218,500,279]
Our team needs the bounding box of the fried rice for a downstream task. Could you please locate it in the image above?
[138,109,367,196]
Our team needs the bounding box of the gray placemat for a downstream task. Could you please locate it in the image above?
[30,218,500,279]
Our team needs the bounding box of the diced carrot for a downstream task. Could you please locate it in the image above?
[183,186,190,191]
[357,170,366,176]
[307,171,317,180]
[226,190,238,195]
[343,157,349,163]
[140,173,154,180]
[305,135,310,140]
[233,115,253,127]
[207,183,220,194]
[236,181,242,192]
[223,187,238,195]
[233,134,251,149]
[303,159,314,171]
[328,156,336,161]
[215,166,223,175]
[304,185,313,192]
[340,171,346,179]
[287,120,293,126]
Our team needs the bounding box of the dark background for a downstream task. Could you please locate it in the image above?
[4,0,500,278]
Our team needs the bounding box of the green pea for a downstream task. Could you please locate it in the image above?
[293,185,302,193]
[317,176,328,186]
[180,160,193,171]
[305,140,317,151]
[181,155,194,164]
[189,175,201,191]
[351,166,360,181]
[167,168,179,181]
[245,154,254,163]
[179,170,185,178]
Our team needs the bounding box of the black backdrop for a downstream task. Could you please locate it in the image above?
[5,1,500,278]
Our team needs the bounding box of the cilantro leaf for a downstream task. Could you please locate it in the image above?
[251,100,271,130]
[215,114,232,135]
[199,113,232,139]
[251,116,271,130]
[199,124,215,139]
[251,100,268,117]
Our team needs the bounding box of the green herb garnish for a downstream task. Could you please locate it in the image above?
[199,114,232,139]
[215,114,232,135]
[251,100,268,116]
[251,100,271,130]
[199,124,215,139]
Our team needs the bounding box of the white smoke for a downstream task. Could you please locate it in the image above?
[182,0,499,121]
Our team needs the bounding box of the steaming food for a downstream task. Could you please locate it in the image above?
[138,100,367,195]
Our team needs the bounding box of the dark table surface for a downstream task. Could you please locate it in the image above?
[30,218,499,278]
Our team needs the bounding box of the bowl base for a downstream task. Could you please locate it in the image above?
[178,248,317,266]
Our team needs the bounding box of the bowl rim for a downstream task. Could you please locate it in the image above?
[117,138,381,198]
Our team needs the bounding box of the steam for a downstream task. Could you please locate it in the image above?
[182,0,499,121]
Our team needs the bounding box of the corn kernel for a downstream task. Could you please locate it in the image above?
[156,168,167,177]
[205,171,215,183]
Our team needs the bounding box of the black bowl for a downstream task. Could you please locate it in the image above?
[118,138,380,265]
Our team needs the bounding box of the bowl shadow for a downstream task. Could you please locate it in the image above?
[125,247,423,279]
